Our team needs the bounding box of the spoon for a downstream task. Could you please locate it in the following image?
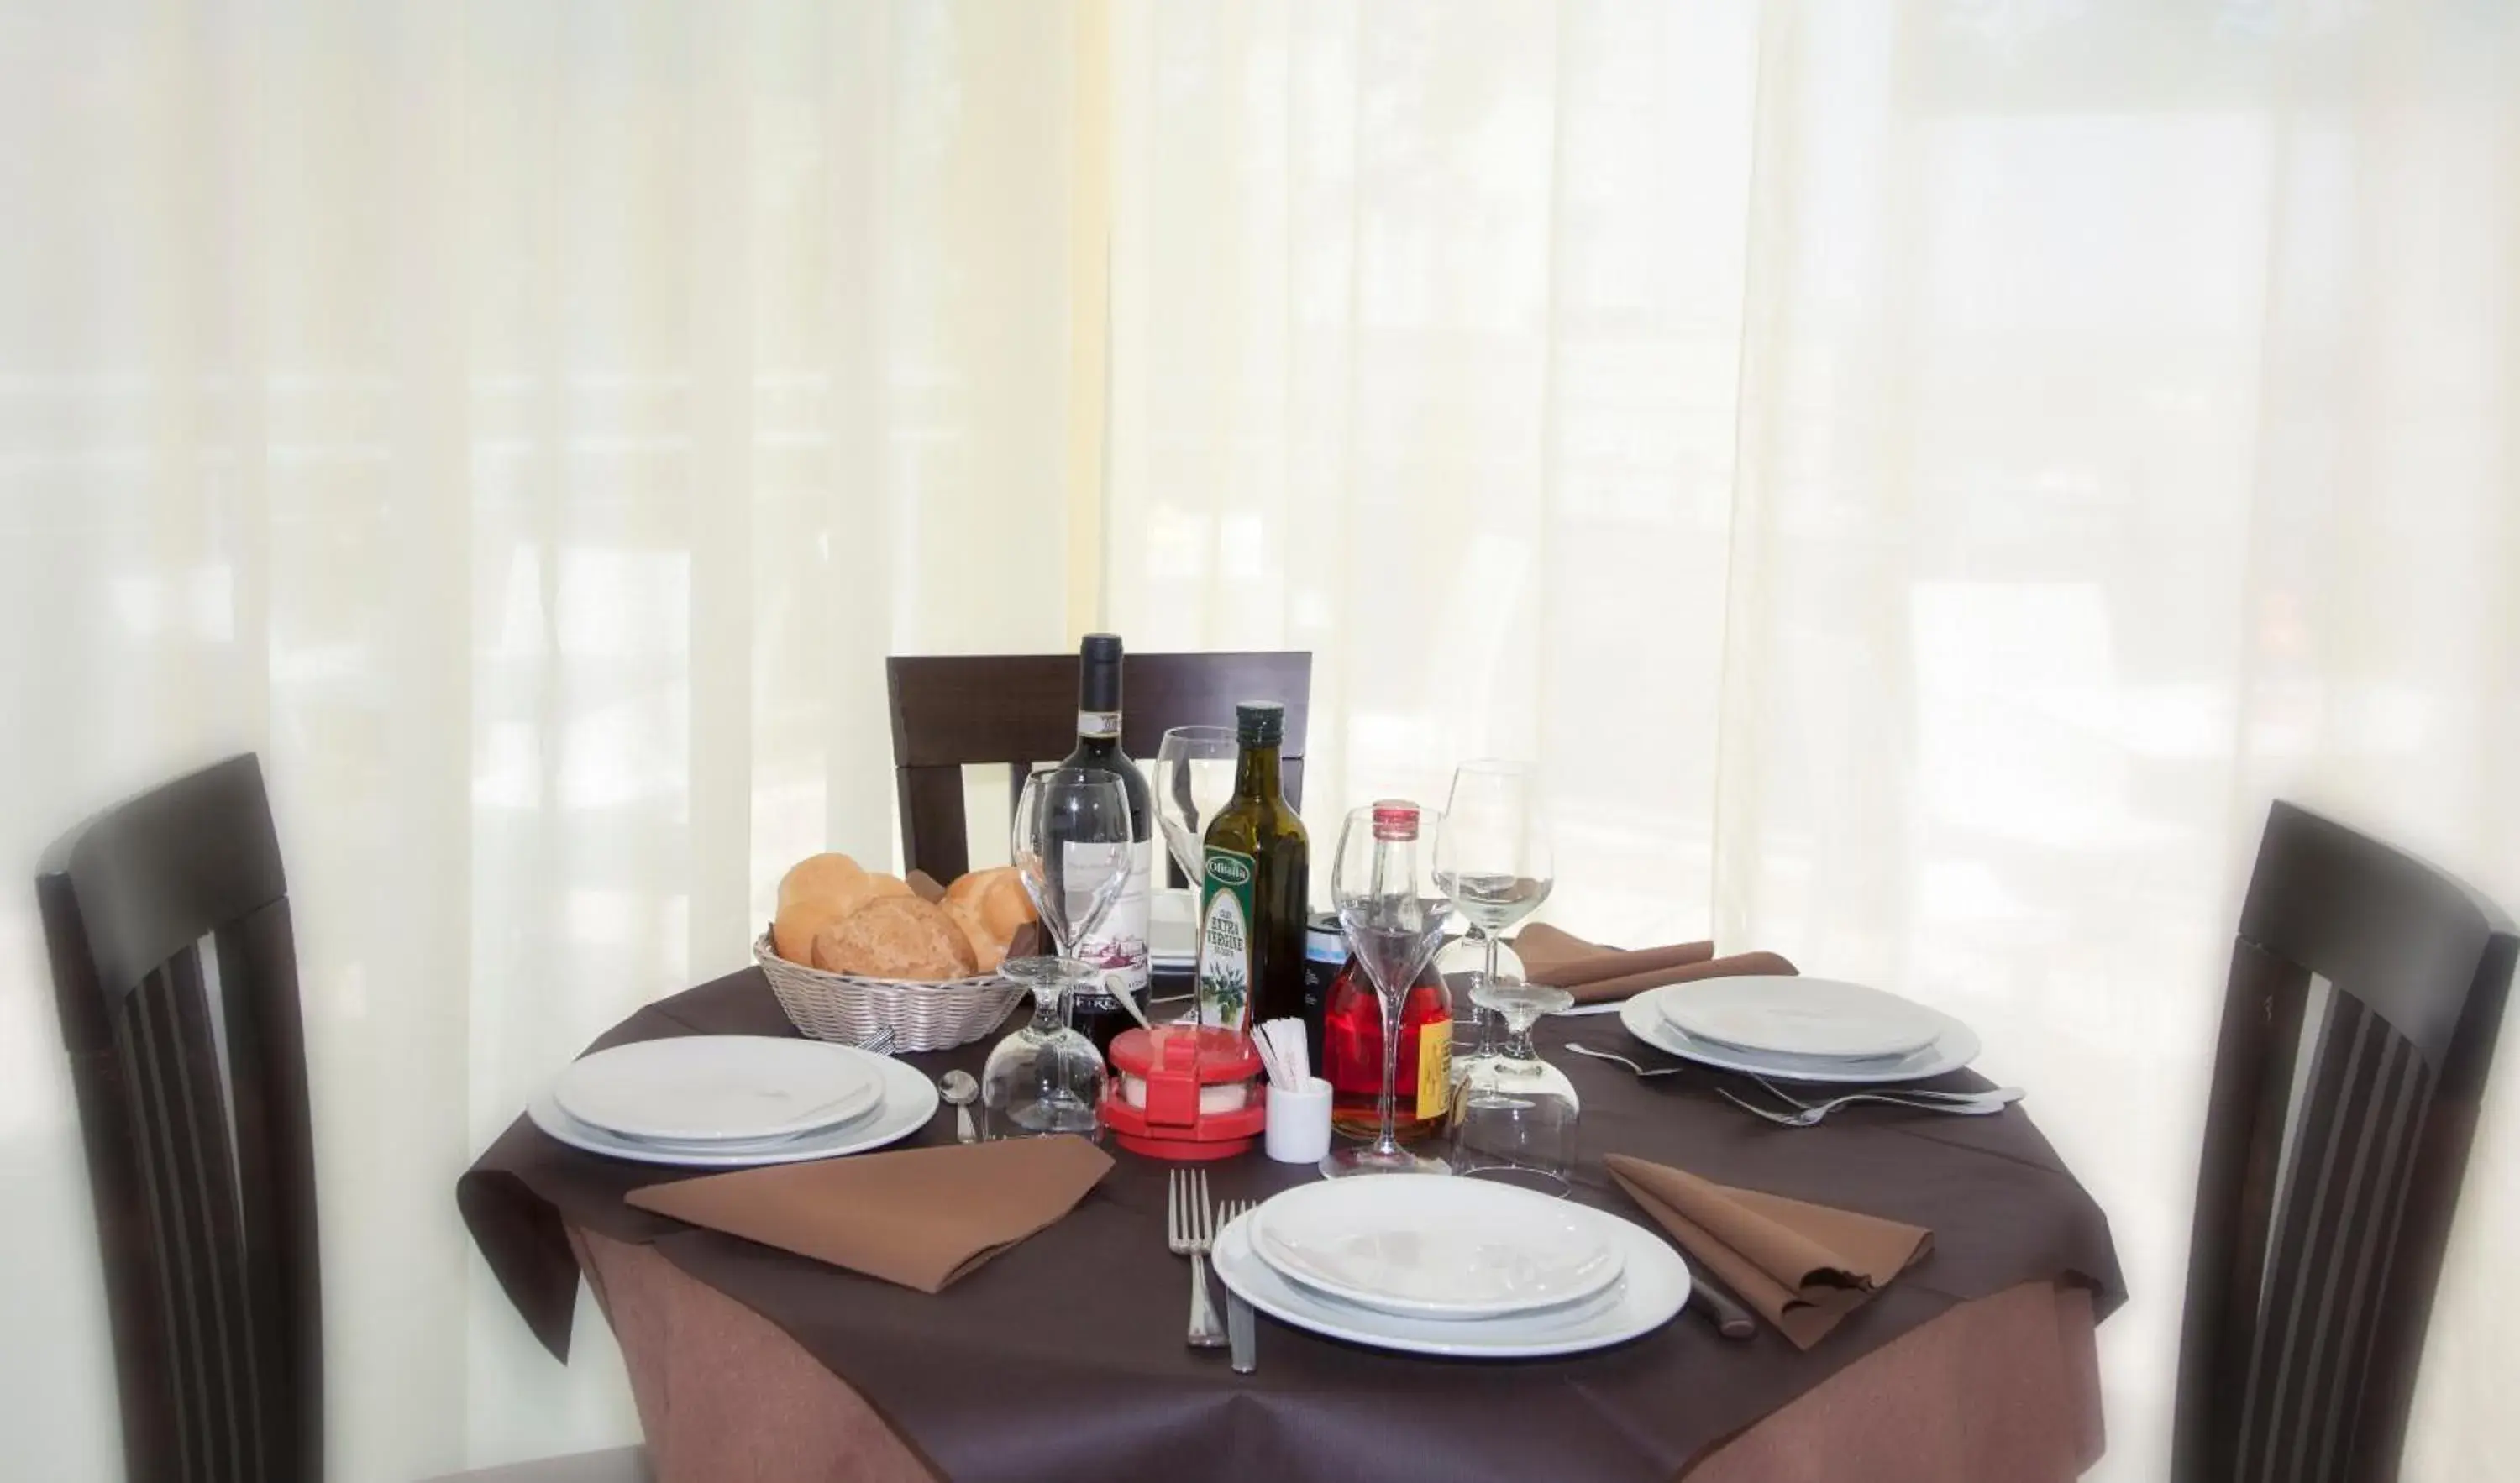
[939,1070,979,1143]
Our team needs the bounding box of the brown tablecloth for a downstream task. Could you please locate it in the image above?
[460,971,2124,1483]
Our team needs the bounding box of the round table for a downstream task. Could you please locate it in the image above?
[459,969,2124,1483]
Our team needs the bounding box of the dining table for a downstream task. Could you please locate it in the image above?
[459,966,2125,1483]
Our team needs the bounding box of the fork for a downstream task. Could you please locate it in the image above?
[1167,1168,1227,1349]
[1567,1043,1690,1077]
[1719,1085,2023,1127]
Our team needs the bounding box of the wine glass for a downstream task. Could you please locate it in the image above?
[1451,977,1579,1194]
[1152,726,1239,888]
[1321,803,1455,1179]
[1434,761,1554,1077]
[984,769,1133,1139]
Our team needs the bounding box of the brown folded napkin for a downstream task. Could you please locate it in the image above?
[1605,1153,1930,1349]
[1513,923,1798,1004]
[627,1135,1113,1292]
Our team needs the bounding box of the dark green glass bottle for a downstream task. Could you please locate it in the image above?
[1194,702,1309,1035]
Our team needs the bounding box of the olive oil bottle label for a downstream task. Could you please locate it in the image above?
[1197,848,1257,1031]
[1415,1018,1452,1120]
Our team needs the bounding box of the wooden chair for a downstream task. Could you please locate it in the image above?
[36,755,644,1483]
[2174,799,2517,1483]
[884,650,1311,880]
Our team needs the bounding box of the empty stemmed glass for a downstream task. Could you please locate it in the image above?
[1152,726,1239,888]
[985,769,1133,1140]
[1434,761,1554,1077]
[1321,802,1455,1179]
[1452,977,1579,1194]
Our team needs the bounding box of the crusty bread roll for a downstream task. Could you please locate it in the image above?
[942,866,1037,972]
[773,896,853,964]
[959,866,1038,938]
[811,895,978,981]
[858,872,915,909]
[779,852,866,910]
[774,853,922,963]
[942,897,1005,973]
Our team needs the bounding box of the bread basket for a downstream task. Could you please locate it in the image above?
[753,930,1026,1052]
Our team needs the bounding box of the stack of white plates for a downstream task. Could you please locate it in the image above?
[1617,976,1979,1082]
[1211,1176,1691,1358]
[528,1035,938,1167]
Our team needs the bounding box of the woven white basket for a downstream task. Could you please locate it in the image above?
[753,931,1025,1052]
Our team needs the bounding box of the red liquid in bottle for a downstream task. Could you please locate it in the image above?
[1320,951,1453,1144]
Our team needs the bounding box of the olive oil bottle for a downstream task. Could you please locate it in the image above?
[1194,702,1309,1034]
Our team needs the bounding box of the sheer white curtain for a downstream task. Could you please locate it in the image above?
[1100,2,2520,1479]
[9,1,2520,1480]
[1,2,1074,1478]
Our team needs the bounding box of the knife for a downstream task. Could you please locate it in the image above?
[1689,1272,1756,1341]
[1227,1292,1257,1374]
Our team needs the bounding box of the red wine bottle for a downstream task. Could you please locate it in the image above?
[1058,633,1152,1055]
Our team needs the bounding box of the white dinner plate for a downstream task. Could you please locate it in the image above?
[615,1096,886,1155]
[1214,1198,1689,1359]
[555,1035,885,1143]
[531,1050,937,1167]
[1620,987,1980,1084]
[1251,1176,1625,1320]
[1657,976,1942,1061]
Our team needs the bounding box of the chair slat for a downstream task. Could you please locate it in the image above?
[126,972,213,1481]
[2307,1042,2429,1478]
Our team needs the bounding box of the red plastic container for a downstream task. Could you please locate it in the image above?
[1098,1024,1268,1161]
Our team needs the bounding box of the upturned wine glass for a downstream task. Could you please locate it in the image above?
[1321,803,1455,1179]
[985,769,1133,1139]
[1152,725,1239,888]
[1451,977,1579,1194]
[1434,760,1554,1077]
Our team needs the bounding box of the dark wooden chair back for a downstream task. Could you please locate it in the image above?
[885,650,1310,880]
[2175,800,2517,1483]
[35,754,323,1483]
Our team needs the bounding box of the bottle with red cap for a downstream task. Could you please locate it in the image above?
[1319,800,1454,1144]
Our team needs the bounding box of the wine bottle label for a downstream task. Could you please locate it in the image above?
[1067,840,1151,997]
[1075,709,1121,740]
[1415,1018,1452,1121]
[1197,848,1257,1032]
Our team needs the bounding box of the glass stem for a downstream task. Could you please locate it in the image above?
[1032,983,1065,1106]
[1028,983,1064,1035]
[1478,928,1502,1056]
[1374,987,1405,1156]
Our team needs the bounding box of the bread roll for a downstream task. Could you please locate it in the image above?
[779,852,866,910]
[942,866,1031,933]
[773,896,851,964]
[942,867,1037,972]
[942,897,1005,973]
[811,895,978,981]
[858,873,915,909]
